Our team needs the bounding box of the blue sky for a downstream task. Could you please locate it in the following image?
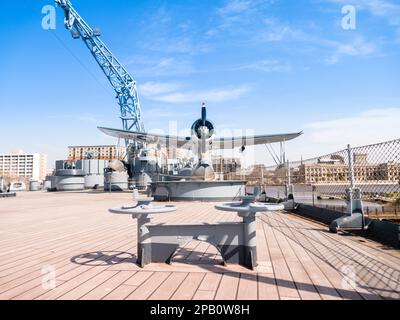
[0,0,399,168]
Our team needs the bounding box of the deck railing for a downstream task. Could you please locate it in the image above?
[228,138,400,220]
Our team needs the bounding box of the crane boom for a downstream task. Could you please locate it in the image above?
[55,0,145,135]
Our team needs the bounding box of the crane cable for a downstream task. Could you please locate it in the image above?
[49,29,115,99]
[49,29,124,148]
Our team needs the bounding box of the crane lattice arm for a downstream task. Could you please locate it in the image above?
[55,0,145,134]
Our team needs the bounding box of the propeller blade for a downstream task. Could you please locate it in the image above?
[201,103,207,126]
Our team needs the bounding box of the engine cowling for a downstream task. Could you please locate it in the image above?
[191,119,215,140]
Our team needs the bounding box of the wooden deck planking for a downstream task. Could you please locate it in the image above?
[149,272,189,300]
[266,214,356,299]
[0,191,399,300]
[265,214,339,300]
[255,220,273,274]
[0,233,134,299]
[186,242,211,262]
[0,205,124,252]
[171,272,206,300]
[35,267,113,300]
[0,224,133,281]
[268,213,383,300]
[33,244,135,300]
[214,273,240,300]
[236,273,258,300]
[305,233,388,300]
[192,273,222,300]
[280,213,388,299]
[125,272,171,300]
[199,244,220,263]
[58,270,119,300]
[0,218,131,271]
[80,271,137,300]
[192,290,216,300]
[173,241,201,261]
[261,218,301,300]
[4,233,135,300]
[103,284,138,300]
[271,226,322,300]
[257,273,280,300]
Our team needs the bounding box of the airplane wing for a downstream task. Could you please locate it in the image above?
[212,132,303,149]
[98,127,192,148]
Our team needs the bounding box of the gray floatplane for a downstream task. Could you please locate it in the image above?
[99,103,302,182]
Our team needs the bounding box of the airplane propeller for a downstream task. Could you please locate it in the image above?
[201,103,207,127]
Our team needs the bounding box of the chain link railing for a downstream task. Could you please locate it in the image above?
[226,138,400,220]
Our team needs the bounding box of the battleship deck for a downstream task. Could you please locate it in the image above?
[0,191,399,300]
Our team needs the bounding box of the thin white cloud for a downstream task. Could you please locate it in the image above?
[124,56,196,76]
[233,59,293,72]
[217,0,274,17]
[139,4,210,55]
[145,37,211,55]
[142,108,194,118]
[217,0,254,15]
[140,82,182,96]
[305,108,400,148]
[326,0,400,36]
[212,0,275,34]
[323,37,377,64]
[139,81,250,104]
[151,86,251,104]
[251,107,400,165]
[257,18,377,64]
[327,0,400,21]
[322,0,400,59]
[46,113,103,124]
[259,18,307,42]
[257,18,380,64]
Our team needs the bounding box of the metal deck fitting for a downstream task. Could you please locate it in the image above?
[110,196,284,269]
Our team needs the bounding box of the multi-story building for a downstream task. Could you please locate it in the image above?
[0,151,47,182]
[67,145,126,161]
[212,155,241,174]
[296,162,348,184]
[295,154,400,184]
[224,164,274,185]
[377,163,400,182]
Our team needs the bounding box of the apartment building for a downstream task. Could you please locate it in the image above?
[0,151,47,182]
[67,145,126,161]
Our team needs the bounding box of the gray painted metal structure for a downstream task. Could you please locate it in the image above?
[54,169,86,191]
[82,160,108,189]
[43,179,53,191]
[29,180,41,192]
[109,196,284,269]
[294,204,400,248]
[329,145,366,232]
[151,180,247,202]
[0,193,16,198]
[104,171,129,191]
[329,187,365,232]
